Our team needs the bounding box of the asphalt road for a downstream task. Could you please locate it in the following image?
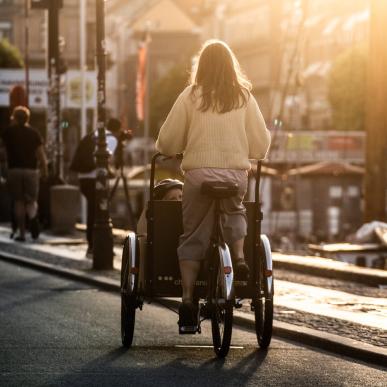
[0,260,386,387]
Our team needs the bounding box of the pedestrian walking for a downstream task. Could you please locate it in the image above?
[70,118,125,257]
[156,40,271,331]
[0,106,48,241]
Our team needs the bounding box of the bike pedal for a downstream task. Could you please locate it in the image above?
[179,325,199,334]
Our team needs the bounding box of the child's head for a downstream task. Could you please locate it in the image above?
[154,179,183,201]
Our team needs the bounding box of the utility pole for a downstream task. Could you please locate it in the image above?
[143,27,151,204]
[80,0,87,140]
[31,0,63,178]
[48,0,62,179]
[80,0,87,225]
[364,0,387,221]
[24,0,30,107]
[93,0,114,270]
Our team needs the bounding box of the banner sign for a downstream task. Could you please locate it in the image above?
[268,131,365,163]
[0,69,96,109]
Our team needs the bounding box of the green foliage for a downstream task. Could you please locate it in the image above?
[150,64,190,139]
[0,39,24,68]
[328,46,367,131]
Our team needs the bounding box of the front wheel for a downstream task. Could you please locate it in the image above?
[254,235,274,349]
[210,246,233,358]
[121,234,138,348]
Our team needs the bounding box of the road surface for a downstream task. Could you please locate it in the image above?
[0,260,385,386]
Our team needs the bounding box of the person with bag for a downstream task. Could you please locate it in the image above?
[155,40,271,331]
[70,118,125,257]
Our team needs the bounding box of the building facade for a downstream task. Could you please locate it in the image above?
[106,0,200,132]
[198,0,369,133]
[0,0,96,69]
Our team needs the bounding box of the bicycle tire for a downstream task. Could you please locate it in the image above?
[254,240,274,349]
[121,236,137,348]
[210,248,233,358]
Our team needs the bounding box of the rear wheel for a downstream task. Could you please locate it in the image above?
[254,238,273,349]
[121,236,138,348]
[210,249,233,358]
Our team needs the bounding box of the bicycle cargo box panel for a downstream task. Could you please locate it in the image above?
[151,201,206,297]
[150,200,261,298]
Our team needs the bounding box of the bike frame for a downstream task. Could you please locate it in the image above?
[206,198,234,303]
[253,161,263,295]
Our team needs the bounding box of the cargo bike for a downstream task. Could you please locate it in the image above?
[121,153,274,358]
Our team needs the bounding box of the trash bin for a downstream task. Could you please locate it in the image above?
[50,185,80,234]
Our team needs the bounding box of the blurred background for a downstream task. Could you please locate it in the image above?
[0,0,386,257]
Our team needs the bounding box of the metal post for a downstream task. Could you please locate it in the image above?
[93,0,114,270]
[143,29,151,204]
[80,0,87,139]
[80,0,87,224]
[24,0,30,107]
[47,0,62,178]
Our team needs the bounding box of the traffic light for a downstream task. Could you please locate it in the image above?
[61,119,69,130]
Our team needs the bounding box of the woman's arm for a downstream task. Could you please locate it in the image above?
[155,87,190,156]
[245,95,271,160]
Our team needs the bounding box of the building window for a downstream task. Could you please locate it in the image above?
[0,21,12,41]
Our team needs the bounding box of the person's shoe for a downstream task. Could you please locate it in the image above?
[178,301,199,334]
[29,216,40,240]
[86,247,93,259]
[14,236,26,242]
[234,258,250,280]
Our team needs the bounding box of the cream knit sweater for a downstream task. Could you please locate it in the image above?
[155,85,271,171]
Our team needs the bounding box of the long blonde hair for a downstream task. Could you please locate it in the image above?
[190,40,252,113]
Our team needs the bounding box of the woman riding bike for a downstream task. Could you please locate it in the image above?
[156,39,271,332]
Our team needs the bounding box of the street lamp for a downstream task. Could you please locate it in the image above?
[93,0,114,270]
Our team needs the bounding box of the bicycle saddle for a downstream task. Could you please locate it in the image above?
[201,181,239,199]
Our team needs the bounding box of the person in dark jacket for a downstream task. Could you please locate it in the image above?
[0,106,48,241]
[71,118,128,257]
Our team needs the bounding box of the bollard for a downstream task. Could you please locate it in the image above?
[50,185,80,234]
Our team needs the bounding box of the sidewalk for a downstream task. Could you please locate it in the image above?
[0,224,386,365]
[273,252,387,286]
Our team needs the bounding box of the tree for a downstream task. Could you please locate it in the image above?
[150,64,190,139]
[0,39,24,68]
[328,46,367,131]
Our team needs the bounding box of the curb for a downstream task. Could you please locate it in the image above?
[273,255,387,287]
[234,316,387,368]
[0,251,386,368]
[0,251,119,293]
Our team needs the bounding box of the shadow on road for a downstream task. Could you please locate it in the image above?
[52,346,268,386]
